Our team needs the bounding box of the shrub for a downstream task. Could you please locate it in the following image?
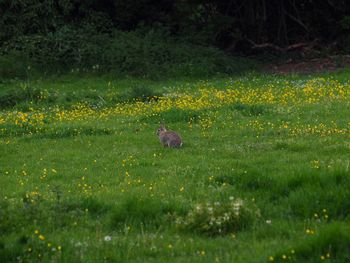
[176,197,260,236]
[0,52,29,79]
[0,83,44,109]
[0,27,256,79]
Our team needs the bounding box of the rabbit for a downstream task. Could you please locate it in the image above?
[156,124,183,148]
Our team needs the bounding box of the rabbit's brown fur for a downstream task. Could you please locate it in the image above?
[156,124,182,148]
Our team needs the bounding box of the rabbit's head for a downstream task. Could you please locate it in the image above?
[156,124,166,136]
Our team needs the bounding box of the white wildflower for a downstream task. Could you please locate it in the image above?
[104,235,112,242]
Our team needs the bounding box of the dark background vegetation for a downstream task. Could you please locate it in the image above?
[1,0,350,78]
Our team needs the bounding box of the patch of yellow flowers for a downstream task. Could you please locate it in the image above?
[1,77,350,130]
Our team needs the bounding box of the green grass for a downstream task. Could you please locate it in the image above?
[1,69,350,262]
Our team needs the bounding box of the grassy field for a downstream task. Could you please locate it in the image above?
[1,70,350,262]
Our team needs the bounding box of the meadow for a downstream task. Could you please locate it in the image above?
[1,70,350,262]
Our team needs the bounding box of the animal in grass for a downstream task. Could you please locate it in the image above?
[156,124,183,148]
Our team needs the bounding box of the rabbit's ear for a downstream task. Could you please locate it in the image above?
[159,123,167,131]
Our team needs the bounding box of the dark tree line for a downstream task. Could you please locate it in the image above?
[1,0,350,53]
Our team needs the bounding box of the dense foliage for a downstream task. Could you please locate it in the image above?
[0,0,349,77]
[1,0,349,48]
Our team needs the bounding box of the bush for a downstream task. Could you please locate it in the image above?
[176,197,260,236]
[0,83,44,109]
[0,27,256,79]
[0,52,29,79]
